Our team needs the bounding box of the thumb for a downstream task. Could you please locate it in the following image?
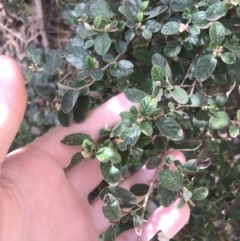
[0,56,26,163]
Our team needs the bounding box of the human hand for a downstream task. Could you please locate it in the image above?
[0,56,190,241]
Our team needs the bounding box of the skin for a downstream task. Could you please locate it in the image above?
[0,56,190,241]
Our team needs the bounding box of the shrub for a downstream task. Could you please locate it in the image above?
[11,0,240,240]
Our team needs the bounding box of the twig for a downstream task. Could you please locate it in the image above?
[34,0,49,52]
[137,167,159,241]
[101,53,122,71]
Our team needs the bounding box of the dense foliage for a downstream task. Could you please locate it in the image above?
[5,0,240,240]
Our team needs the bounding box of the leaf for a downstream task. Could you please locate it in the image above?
[35,84,56,99]
[94,33,112,56]
[170,0,192,12]
[182,188,192,202]
[206,2,229,21]
[133,215,143,236]
[171,86,189,104]
[147,5,168,19]
[84,39,94,49]
[164,41,182,57]
[209,111,230,129]
[170,140,202,151]
[114,40,128,54]
[140,96,157,116]
[90,0,112,19]
[100,186,137,208]
[209,21,225,45]
[152,53,172,77]
[221,52,236,64]
[102,194,121,221]
[156,117,184,141]
[58,110,70,127]
[183,158,211,172]
[66,47,89,69]
[151,65,164,81]
[61,133,92,146]
[61,89,79,113]
[159,169,183,191]
[45,50,59,75]
[70,152,84,166]
[90,69,104,80]
[192,11,210,29]
[224,44,240,59]
[96,147,121,164]
[160,187,178,207]
[124,88,148,103]
[188,93,207,107]
[193,110,209,128]
[100,162,122,186]
[177,199,186,209]
[142,29,152,40]
[110,60,134,77]
[103,227,116,241]
[145,20,161,33]
[154,136,168,152]
[195,54,217,82]
[229,124,239,138]
[85,56,95,70]
[132,143,143,158]
[73,95,90,123]
[74,3,86,17]
[161,21,180,35]
[146,157,162,169]
[140,121,153,136]
[192,187,209,200]
[130,184,149,196]
[123,1,138,23]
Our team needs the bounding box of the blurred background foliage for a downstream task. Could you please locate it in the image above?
[1,0,240,240]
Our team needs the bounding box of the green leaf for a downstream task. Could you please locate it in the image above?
[85,56,95,70]
[170,140,202,151]
[164,41,182,57]
[177,199,186,208]
[192,11,210,29]
[94,33,112,56]
[145,20,161,33]
[74,3,86,17]
[61,89,79,113]
[140,96,157,116]
[151,65,164,81]
[94,16,102,28]
[100,162,122,186]
[100,186,137,208]
[140,121,153,136]
[209,111,230,129]
[161,21,180,35]
[229,124,239,138]
[124,88,148,103]
[188,93,207,107]
[147,5,168,19]
[90,69,104,80]
[141,1,149,10]
[171,86,189,104]
[237,110,240,121]
[90,0,112,19]
[45,50,59,75]
[110,60,134,77]
[219,161,231,177]
[102,194,121,221]
[189,25,200,35]
[209,21,225,45]
[156,117,184,141]
[195,54,217,82]
[146,156,162,169]
[206,2,229,21]
[159,169,183,191]
[221,52,236,64]
[73,95,90,123]
[152,53,172,77]
[193,110,209,128]
[61,133,92,146]
[130,184,149,196]
[192,187,209,200]
[224,44,240,59]
[134,49,152,65]
[114,40,128,54]
[96,147,121,164]
[35,84,56,99]
[170,0,192,12]
[58,110,70,127]
[123,1,138,23]
[66,47,89,69]
[142,29,152,40]
[154,136,168,152]
[103,227,116,241]
[183,158,211,172]
[84,39,94,49]
[70,152,84,166]
[160,186,178,207]
[132,143,143,158]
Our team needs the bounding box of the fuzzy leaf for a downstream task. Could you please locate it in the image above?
[61,133,92,146]
[124,89,148,103]
[160,186,178,207]
[161,21,180,35]
[206,2,229,21]
[103,228,116,241]
[94,33,112,56]
[221,52,236,65]
[102,194,121,221]
[209,111,230,129]
[209,21,225,45]
[159,169,183,191]
[73,95,90,123]
[146,157,162,169]
[58,110,70,127]
[171,86,189,104]
[192,187,209,200]
[61,89,79,113]
[229,124,239,138]
[130,184,149,196]
[70,152,84,166]
[35,84,56,99]
[100,162,122,186]
[140,96,157,116]
[164,41,182,57]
